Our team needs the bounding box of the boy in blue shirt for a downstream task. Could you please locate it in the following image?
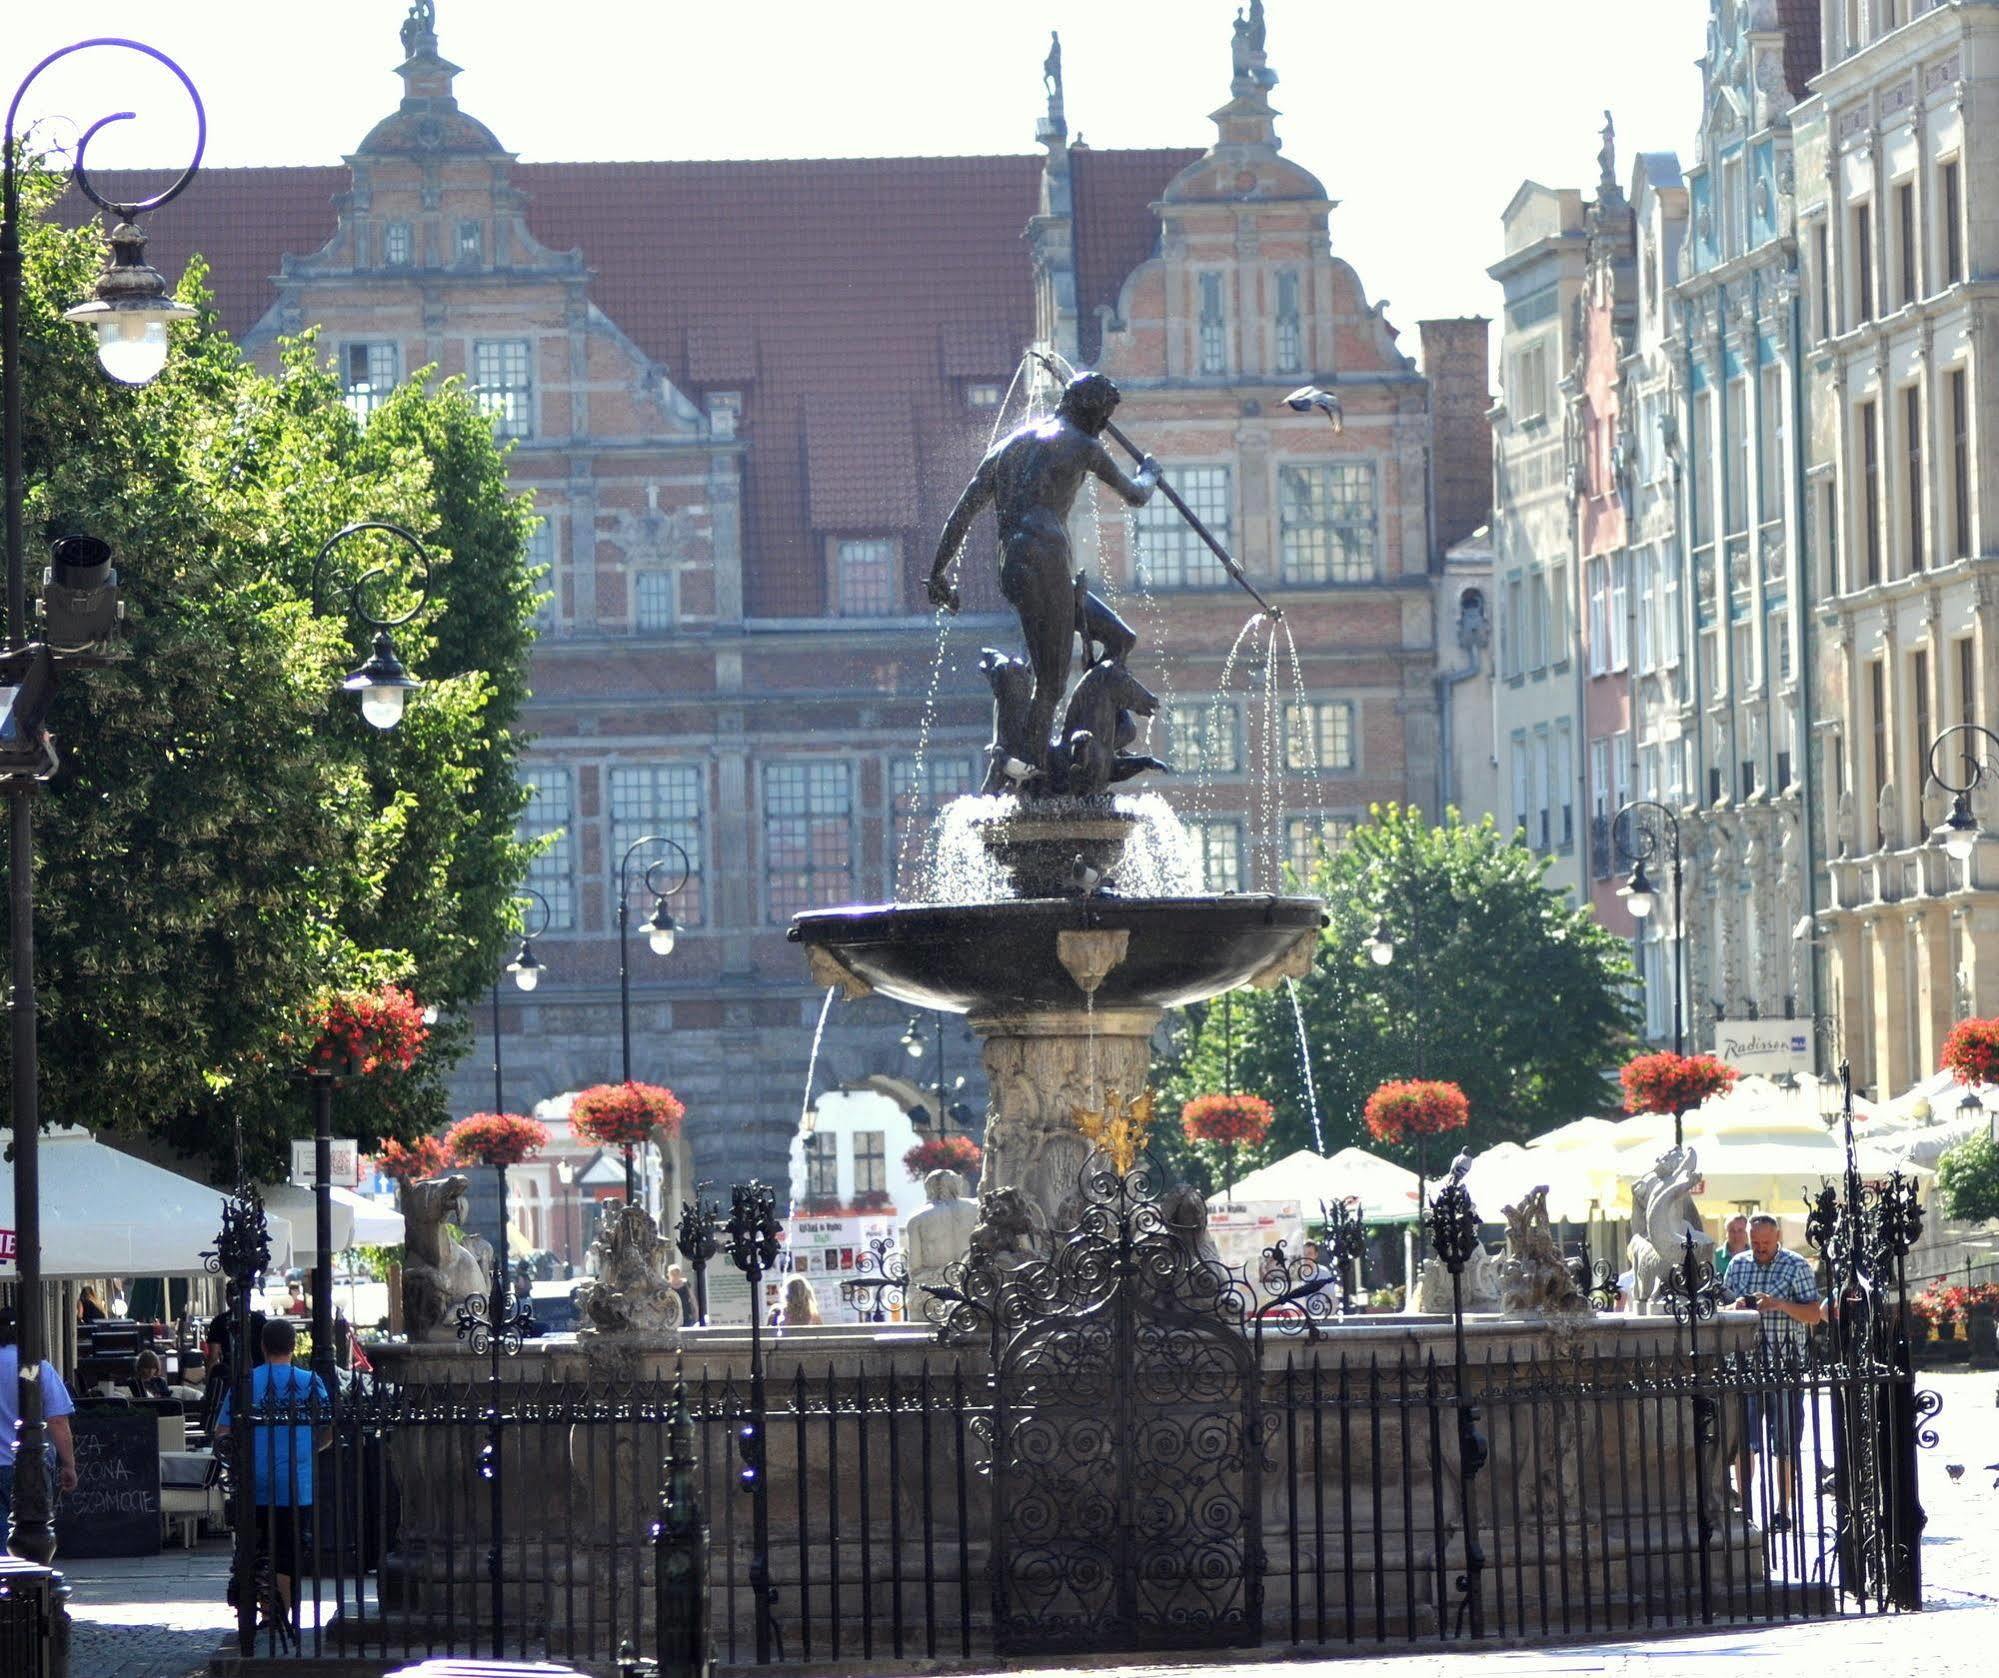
[0,1308,79,1545]
[215,1318,330,1622]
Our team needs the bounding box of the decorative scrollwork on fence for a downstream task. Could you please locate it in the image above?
[1914,1385,1944,1450]
[1659,1229,1723,1326]
[839,1234,908,1323]
[455,1288,533,1358]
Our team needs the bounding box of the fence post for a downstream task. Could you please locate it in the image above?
[1659,1229,1721,1624]
[651,1375,713,1678]
[725,1182,783,1664]
[203,1180,271,1656]
[1426,1163,1486,1639]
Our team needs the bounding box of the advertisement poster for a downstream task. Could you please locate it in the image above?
[1206,1200,1305,1275]
[780,1212,898,1323]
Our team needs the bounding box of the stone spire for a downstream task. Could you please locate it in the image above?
[396,1,458,106]
[1213,0,1283,154]
[358,0,502,158]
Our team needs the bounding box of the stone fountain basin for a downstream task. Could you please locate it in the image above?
[789,894,1326,1014]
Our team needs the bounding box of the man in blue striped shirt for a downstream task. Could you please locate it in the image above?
[1723,1213,1825,1533]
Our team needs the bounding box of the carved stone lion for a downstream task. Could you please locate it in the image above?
[968,1186,1047,1271]
[400,1174,490,1343]
[574,1202,682,1339]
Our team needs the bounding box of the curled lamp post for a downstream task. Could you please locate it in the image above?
[1926,721,1999,865]
[493,887,551,1112]
[616,834,690,1207]
[1614,798,1686,1068]
[312,520,432,729]
[4,36,203,1565]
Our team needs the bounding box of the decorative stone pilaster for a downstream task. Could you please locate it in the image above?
[974,1006,1162,1229]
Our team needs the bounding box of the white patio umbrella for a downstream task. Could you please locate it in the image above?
[1462,1142,1608,1224]
[0,1127,295,1278]
[1220,1147,1423,1224]
[260,1183,406,1265]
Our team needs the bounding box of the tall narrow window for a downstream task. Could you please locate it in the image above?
[1855,202,1874,322]
[1275,271,1303,375]
[1554,720,1575,849]
[339,342,399,424]
[472,339,533,439]
[1610,552,1630,672]
[1860,399,1881,585]
[1912,648,1932,823]
[520,770,576,930]
[1870,658,1888,819]
[1897,181,1917,307]
[803,1134,839,1205]
[1943,158,1964,285]
[1191,820,1242,892]
[1815,222,1832,341]
[456,218,483,263]
[1135,468,1231,588]
[1724,379,1749,535]
[833,538,901,615]
[853,1133,886,1200]
[1510,732,1529,838]
[890,752,980,892]
[1951,367,1971,560]
[1198,273,1227,375]
[610,764,706,925]
[526,519,557,632]
[1906,385,1926,571]
[1959,636,1978,736]
[1758,366,1785,523]
[384,221,412,267]
[1166,700,1240,775]
[633,570,674,631]
[764,761,853,921]
[1691,393,1714,547]
[1279,464,1378,583]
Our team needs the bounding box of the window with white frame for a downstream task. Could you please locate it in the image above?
[803,1133,839,1204]
[472,339,533,439]
[1512,340,1550,423]
[1586,557,1610,676]
[1135,467,1231,589]
[1502,574,1525,678]
[853,1131,887,1199]
[1724,378,1749,536]
[833,538,901,615]
[520,769,576,930]
[1189,819,1242,892]
[1166,699,1239,775]
[1198,272,1227,374]
[384,221,412,267]
[1758,366,1785,524]
[1285,814,1354,882]
[965,382,1004,409]
[1532,728,1552,850]
[1282,700,1355,771]
[526,518,557,632]
[1634,548,1656,672]
[764,761,853,921]
[1528,569,1550,671]
[633,570,674,631]
[340,342,399,423]
[1275,270,1303,375]
[456,218,483,263]
[1510,731,1529,839]
[1279,463,1378,584]
[890,752,981,891]
[1553,719,1574,849]
[1609,551,1630,672]
[610,764,706,926]
[1773,608,1792,686]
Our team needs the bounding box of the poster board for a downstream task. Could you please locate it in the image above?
[784,1213,897,1323]
[55,1410,162,1558]
[1206,1200,1306,1275]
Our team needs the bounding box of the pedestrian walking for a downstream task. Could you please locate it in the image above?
[214,1319,331,1628]
[1724,1212,1825,1533]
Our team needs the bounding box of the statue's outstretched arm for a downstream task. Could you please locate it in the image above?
[1087,437,1159,508]
[929,453,998,611]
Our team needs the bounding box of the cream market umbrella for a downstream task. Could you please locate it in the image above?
[260,1184,406,1266]
[1220,1147,1423,1224]
[1462,1142,1609,1224]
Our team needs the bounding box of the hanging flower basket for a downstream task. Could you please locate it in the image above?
[445,1111,548,1170]
[375,1135,447,1184]
[569,1082,686,1152]
[903,1134,983,1183]
[1363,1080,1470,1147]
[1619,1051,1737,1119]
[304,984,428,1078]
[1941,1017,1999,1086]
[1180,1093,1276,1148]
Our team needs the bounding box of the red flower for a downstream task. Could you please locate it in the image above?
[569,1082,686,1151]
[1180,1093,1276,1148]
[1620,1052,1738,1119]
[903,1134,983,1182]
[1363,1080,1470,1146]
[305,984,428,1077]
[445,1111,548,1170]
[1941,1018,1999,1087]
[376,1135,447,1184]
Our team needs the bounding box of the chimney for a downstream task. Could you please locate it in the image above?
[1420,317,1494,557]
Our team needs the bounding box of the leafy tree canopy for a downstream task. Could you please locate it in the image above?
[1,165,541,1178]
[1935,1132,1999,1225]
[1158,804,1640,1175]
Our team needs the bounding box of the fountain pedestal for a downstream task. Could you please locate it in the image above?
[973,1006,1159,1222]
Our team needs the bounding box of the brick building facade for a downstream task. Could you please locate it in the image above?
[92,7,1487,1190]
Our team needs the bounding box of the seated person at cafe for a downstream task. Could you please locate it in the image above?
[214,1319,330,1626]
[128,1350,172,1400]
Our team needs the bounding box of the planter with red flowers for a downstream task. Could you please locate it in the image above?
[1362,1079,1470,1201]
[569,1081,686,1207]
[303,984,429,1081]
[376,1134,447,1186]
[1619,1051,1738,1145]
[445,1111,549,1329]
[1180,1092,1277,1199]
[903,1133,983,1185]
[1941,1017,1999,1088]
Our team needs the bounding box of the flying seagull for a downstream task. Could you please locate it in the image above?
[1285,386,1344,431]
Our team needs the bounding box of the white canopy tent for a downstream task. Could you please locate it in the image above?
[1462,1142,1609,1224]
[0,1127,295,1279]
[259,1184,404,1265]
[1219,1147,1423,1224]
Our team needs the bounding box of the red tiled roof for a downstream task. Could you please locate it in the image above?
[67,148,1190,615]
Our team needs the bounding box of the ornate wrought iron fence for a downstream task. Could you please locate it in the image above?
[214,1154,1934,1669]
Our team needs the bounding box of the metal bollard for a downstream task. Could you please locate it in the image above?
[651,1376,713,1678]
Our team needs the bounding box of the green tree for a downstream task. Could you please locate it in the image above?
[1158,804,1639,1173]
[1935,1132,1999,1224]
[1,166,539,1177]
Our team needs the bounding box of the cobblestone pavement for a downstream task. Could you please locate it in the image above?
[49,1368,1999,1678]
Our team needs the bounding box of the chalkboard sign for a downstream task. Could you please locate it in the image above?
[55,1411,161,1558]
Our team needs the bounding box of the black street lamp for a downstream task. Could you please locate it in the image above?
[900,1009,973,1136]
[3,36,202,1565]
[1925,721,1999,866]
[1614,798,1687,1081]
[493,888,551,1112]
[616,834,690,1206]
[311,520,431,731]
[1360,897,1437,1203]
